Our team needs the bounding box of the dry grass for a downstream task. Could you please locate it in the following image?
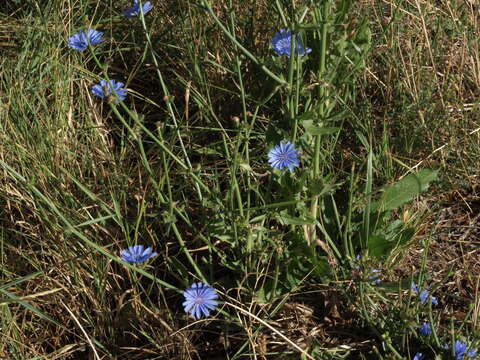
[1,0,480,358]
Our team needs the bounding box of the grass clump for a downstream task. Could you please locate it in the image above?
[0,0,479,359]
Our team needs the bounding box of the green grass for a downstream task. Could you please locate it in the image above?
[0,0,479,359]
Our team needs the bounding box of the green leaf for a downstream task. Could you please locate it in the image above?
[376,169,438,211]
[194,147,221,156]
[394,227,415,246]
[295,24,322,31]
[296,110,317,122]
[162,211,177,224]
[367,235,393,259]
[324,110,347,122]
[254,284,284,303]
[306,126,341,136]
[312,256,331,278]
[309,179,339,196]
[276,212,317,225]
[303,120,341,136]
[367,226,414,259]
[239,163,253,172]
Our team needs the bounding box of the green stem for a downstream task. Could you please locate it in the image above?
[314,0,329,177]
[228,0,246,220]
[0,160,180,292]
[200,0,287,86]
[310,1,330,241]
[292,51,302,142]
[136,7,203,202]
[89,48,208,282]
[89,50,214,199]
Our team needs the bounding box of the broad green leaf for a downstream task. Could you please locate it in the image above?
[393,228,415,247]
[367,227,414,259]
[324,110,347,122]
[303,120,341,136]
[296,110,317,122]
[254,285,284,303]
[309,179,339,196]
[376,169,438,211]
[313,256,331,278]
[367,235,393,259]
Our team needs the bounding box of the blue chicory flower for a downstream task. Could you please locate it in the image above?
[411,282,438,306]
[455,341,468,358]
[120,245,158,264]
[91,79,128,103]
[468,349,478,358]
[413,353,425,360]
[419,322,432,336]
[268,141,300,171]
[452,340,478,360]
[411,282,420,293]
[467,349,477,357]
[183,282,219,319]
[68,29,105,51]
[272,29,312,58]
[352,254,361,270]
[368,269,382,285]
[419,289,429,304]
[123,0,153,17]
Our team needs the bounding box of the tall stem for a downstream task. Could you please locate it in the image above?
[310,0,330,244]
[314,0,329,177]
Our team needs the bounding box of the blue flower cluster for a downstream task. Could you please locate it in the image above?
[413,324,479,359]
[66,1,222,323]
[351,255,382,285]
[67,1,156,103]
[65,7,478,356]
[265,27,312,172]
[410,283,480,359]
[413,336,478,359]
[449,340,477,360]
[120,246,220,318]
[67,15,307,171]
